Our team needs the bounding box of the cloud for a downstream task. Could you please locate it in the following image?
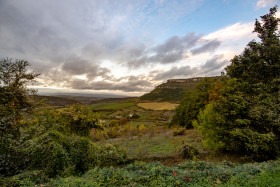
[205,22,255,41]
[191,40,221,55]
[256,0,277,8]
[200,55,228,74]
[153,65,197,80]
[69,75,153,92]
[126,33,202,67]
[153,55,228,81]
[150,33,202,63]
[0,0,261,95]
[127,32,223,67]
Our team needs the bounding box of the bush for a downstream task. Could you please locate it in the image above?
[0,170,49,187]
[60,104,103,136]
[172,127,186,136]
[138,124,147,132]
[22,131,127,177]
[179,144,199,159]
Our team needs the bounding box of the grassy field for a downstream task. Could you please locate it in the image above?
[99,128,204,160]
[90,101,202,162]
[90,102,136,111]
[138,102,179,110]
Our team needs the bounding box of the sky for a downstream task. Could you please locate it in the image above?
[0,0,279,96]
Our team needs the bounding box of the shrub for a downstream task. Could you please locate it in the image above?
[60,104,103,136]
[22,131,127,177]
[179,144,199,159]
[106,127,120,138]
[108,119,119,127]
[138,124,147,132]
[172,127,186,136]
[99,144,127,166]
[118,117,128,125]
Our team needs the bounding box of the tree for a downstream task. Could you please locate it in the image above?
[226,6,280,84]
[194,7,280,160]
[0,58,39,136]
[170,77,220,128]
[0,58,39,176]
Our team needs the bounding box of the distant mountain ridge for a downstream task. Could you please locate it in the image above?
[140,76,219,103]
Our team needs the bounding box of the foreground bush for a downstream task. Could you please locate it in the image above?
[2,160,279,186]
[1,105,126,178]
[21,130,127,177]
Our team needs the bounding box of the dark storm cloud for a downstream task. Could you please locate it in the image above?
[191,40,221,55]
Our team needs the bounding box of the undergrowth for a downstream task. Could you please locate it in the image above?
[2,160,279,186]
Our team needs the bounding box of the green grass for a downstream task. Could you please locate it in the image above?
[100,129,203,159]
[138,102,179,110]
[126,121,154,127]
[90,102,135,111]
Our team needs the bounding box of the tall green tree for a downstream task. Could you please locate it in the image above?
[170,77,220,128]
[194,7,280,160]
[0,58,39,176]
[226,6,280,84]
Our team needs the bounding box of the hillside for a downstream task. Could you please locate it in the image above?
[140,77,217,102]
[31,95,81,107]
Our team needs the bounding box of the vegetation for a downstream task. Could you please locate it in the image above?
[141,88,187,102]
[2,160,280,186]
[0,59,127,179]
[99,128,203,159]
[170,77,220,128]
[192,7,280,160]
[0,58,39,176]
[31,95,81,107]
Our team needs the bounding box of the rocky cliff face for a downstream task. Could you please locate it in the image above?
[167,77,204,83]
[156,77,205,89]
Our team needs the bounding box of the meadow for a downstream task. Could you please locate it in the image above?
[138,102,179,110]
